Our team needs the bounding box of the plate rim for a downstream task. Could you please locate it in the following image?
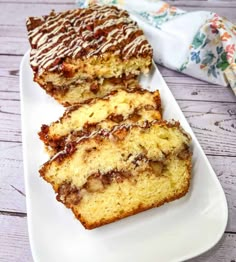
[20,50,228,262]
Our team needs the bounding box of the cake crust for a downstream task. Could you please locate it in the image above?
[26,5,153,104]
[39,75,139,106]
[39,121,191,229]
[38,88,162,153]
[74,178,190,230]
[26,5,153,85]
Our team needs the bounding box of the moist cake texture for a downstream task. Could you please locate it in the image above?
[45,76,139,106]
[29,5,192,230]
[39,121,191,229]
[39,88,162,153]
[26,5,153,105]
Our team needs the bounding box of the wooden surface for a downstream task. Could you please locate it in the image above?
[0,0,235,261]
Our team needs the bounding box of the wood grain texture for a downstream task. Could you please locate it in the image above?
[167,0,236,8]
[1,57,236,154]
[179,101,236,156]
[0,98,21,143]
[0,1,235,28]
[0,142,25,213]
[0,25,29,55]
[0,3,73,26]
[166,1,236,22]
[1,54,235,103]
[0,0,71,2]
[1,0,236,5]
[1,92,235,155]
[208,155,236,233]
[1,140,236,232]
[180,6,236,22]
[158,66,236,103]
[0,0,235,261]
[0,216,32,262]
[0,214,236,262]
[2,89,236,156]
[0,56,22,91]
[0,1,235,56]
[190,233,236,262]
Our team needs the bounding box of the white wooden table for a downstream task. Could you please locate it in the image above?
[0,0,235,261]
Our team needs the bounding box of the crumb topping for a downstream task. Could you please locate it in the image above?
[26,5,152,73]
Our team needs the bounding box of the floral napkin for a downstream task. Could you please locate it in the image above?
[76,0,236,95]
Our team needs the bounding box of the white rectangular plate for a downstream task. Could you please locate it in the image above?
[20,51,228,262]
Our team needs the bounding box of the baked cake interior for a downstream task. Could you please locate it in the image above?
[39,89,162,153]
[40,121,191,229]
[26,5,153,105]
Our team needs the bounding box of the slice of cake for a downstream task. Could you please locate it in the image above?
[26,5,153,104]
[39,88,162,153]
[46,77,139,106]
[39,121,191,229]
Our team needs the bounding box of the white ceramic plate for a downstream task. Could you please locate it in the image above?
[20,51,228,262]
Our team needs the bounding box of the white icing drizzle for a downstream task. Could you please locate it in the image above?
[122,35,147,57]
[27,5,152,73]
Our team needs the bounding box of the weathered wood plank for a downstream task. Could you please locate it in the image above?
[0,2,235,28]
[207,155,236,233]
[1,51,235,105]
[0,142,25,213]
[1,139,235,232]
[4,54,236,104]
[0,98,21,143]
[0,25,29,55]
[167,1,236,22]
[1,54,236,104]
[189,233,236,262]
[0,215,32,262]
[0,46,235,105]
[178,100,236,156]
[0,55,22,87]
[0,3,73,26]
[0,213,235,262]
[1,54,235,103]
[0,0,235,260]
[0,0,71,3]
[179,6,236,22]
[158,66,236,103]
[2,93,235,155]
[1,0,236,7]
[169,81,235,103]
[168,0,236,8]
[0,2,235,57]
[1,95,236,155]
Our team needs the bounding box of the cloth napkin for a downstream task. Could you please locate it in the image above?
[76,0,236,95]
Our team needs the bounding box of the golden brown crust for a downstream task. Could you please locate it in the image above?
[75,183,190,230]
[39,119,192,230]
[54,147,190,203]
[42,164,191,229]
[64,87,151,115]
[36,74,139,106]
[41,152,191,230]
[38,88,162,152]
[26,5,153,74]
[74,152,192,229]
[39,120,189,178]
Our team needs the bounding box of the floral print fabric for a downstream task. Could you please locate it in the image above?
[138,3,185,29]
[180,13,236,93]
[76,0,236,95]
